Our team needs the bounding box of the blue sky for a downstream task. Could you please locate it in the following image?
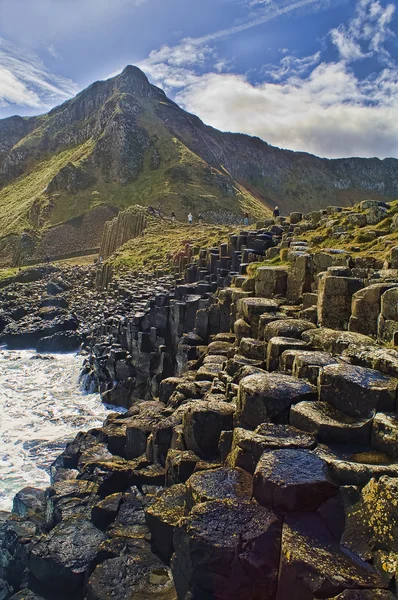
[0,0,397,158]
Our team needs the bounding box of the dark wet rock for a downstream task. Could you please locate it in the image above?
[86,554,176,600]
[51,431,101,473]
[239,337,266,361]
[165,449,200,486]
[371,413,398,458]
[236,372,316,428]
[172,499,282,600]
[327,591,397,600]
[341,476,398,574]
[263,319,316,342]
[8,590,46,600]
[183,400,234,459]
[0,313,79,350]
[277,512,386,600]
[91,492,124,530]
[185,467,253,509]
[302,328,374,355]
[145,483,187,564]
[12,488,45,519]
[227,424,315,473]
[125,403,165,459]
[1,515,42,592]
[291,350,339,384]
[290,401,373,444]
[315,445,398,486]
[28,518,106,596]
[319,364,398,417]
[266,336,308,372]
[45,479,99,529]
[105,489,150,539]
[36,331,81,353]
[254,449,338,511]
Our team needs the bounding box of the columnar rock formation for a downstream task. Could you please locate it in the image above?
[1,199,398,600]
[99,205,148,260]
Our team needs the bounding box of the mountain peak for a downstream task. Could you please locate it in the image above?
[114,64,163,100]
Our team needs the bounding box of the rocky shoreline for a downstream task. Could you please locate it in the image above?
[1,201,398,600]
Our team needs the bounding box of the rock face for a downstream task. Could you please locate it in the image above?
[2,200,398,600]
[2,65,398,263]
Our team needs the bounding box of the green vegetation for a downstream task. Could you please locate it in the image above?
[109,220,239,274]
[300,199,398,261]
[0,140,95,235]
[0,267,19,282]
[0,95,270,249]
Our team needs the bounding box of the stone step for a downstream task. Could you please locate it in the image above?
[290,400,373,445]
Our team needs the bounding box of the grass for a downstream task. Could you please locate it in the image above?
[0,140,95,235]
[0,267,20,282]
[299,199,398,261]
[109,220,239,274]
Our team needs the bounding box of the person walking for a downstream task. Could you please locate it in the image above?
[198,213,203,225]
[243,212,249,226]
[188,212,193,225]
[171,211,176,223]
[273,205,280,218]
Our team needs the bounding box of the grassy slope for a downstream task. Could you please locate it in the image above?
[0,140,95,235]
[109,220,239,274]
[247,199,398,278]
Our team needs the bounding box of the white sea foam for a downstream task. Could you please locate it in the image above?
[0,349,113,511]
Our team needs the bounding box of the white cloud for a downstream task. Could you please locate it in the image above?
[174,62,398,159]
[0,38,77,109]
[137,0,398,159]
[263,51,321,80]
[0,67,41,108]
[330,0,396,64]
[330,28,366,61]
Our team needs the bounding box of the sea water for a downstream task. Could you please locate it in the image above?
[0,349,114,511]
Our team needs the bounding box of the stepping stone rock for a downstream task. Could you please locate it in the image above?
[185,467,253,509]
[371,413,398,458]
[315,445,398,486]
[239,337,267,361]
[326,591,396,600]
[28,518,106,595]
[172,499,282,600]
[302,328,374,355]
[266,336,308,372]
[277,512,386,600]
[290,401,373,444]
[263,318,316,341]
[227,424,315,473]
[165,449,200,486]
[145,483,187,564]
[86,555,176,600]
[255,266,289,299]
[237,372,316,428]
[183,400,234,458]
[292,350,339,384]
[341,476,398,569]
[237,298,280,336]
[319,364,398,417]
[253,449,338,511]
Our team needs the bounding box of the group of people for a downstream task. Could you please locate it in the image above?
[152,205,280,225]
[187,212,204,225]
